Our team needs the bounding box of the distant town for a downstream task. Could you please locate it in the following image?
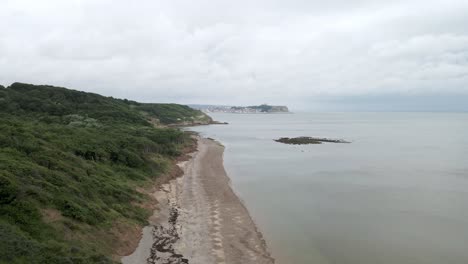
[189,104,290,114]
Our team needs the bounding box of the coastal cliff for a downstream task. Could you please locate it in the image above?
[0,82,212,263]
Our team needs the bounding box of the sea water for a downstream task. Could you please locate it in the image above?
[189,112,468,264]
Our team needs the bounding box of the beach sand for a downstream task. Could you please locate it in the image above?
[122,137,274,264]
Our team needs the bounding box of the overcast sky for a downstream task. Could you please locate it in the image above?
[1,0,468,111]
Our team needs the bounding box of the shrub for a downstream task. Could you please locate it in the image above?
[0,173,18,204]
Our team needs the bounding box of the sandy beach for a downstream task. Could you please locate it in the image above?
[122,137,274,264]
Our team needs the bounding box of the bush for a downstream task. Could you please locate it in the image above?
[0,173,18,204]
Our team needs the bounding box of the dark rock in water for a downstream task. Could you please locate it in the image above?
[210,121,229,125]
[274,137,350,145]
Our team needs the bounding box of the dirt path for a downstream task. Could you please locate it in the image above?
[122,137,274,264]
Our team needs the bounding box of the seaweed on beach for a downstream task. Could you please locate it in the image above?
[147,205,188,264]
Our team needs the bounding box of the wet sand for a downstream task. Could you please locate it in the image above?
[122,137,274,264]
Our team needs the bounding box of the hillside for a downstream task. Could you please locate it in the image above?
[0,83,212,126]
[0,83,209,263]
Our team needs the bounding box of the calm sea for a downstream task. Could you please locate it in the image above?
[189,112,468,264]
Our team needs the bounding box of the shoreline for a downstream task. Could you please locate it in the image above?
[122,137,274,264]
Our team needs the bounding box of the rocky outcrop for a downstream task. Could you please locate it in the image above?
[268,105,289,113]
[274,137,350,145]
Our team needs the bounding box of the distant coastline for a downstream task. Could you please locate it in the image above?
[189,104,290,114]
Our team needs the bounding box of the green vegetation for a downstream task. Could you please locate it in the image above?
[0,83,204,263]
[247,104,273,112]
[0,82,211,126]
[134,103,212,125]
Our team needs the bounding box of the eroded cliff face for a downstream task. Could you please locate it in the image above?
[269,105,289,112]
[166,113,215,127]
[145,111,215,127]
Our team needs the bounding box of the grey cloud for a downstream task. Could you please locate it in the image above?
[1,0,468,110]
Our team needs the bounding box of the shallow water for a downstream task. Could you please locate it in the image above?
[189,112,468,264]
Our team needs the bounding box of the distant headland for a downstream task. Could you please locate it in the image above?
[189,104,290,114]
